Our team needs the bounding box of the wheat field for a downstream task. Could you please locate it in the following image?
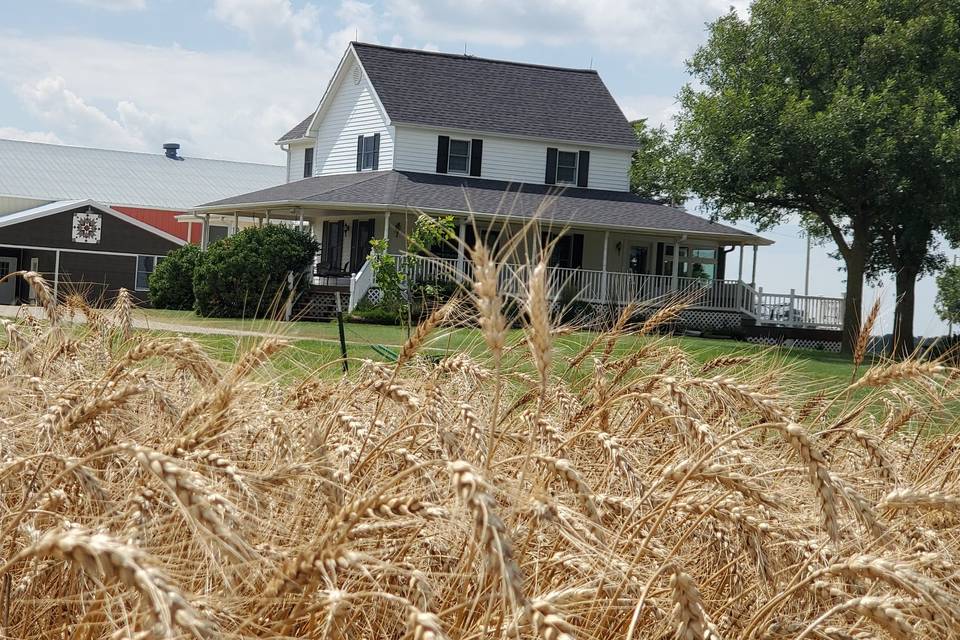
[1,266,960,640]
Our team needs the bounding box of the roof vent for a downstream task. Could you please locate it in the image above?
[163,142,183,160]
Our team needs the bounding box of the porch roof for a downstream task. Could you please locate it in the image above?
[194,170,773,245]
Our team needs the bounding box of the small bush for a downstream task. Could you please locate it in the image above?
[149,244,201,310]
[193,225,319,318]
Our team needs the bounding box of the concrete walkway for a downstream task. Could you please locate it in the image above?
[0,304,318,342]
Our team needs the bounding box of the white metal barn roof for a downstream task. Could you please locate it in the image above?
[0,139,286,211]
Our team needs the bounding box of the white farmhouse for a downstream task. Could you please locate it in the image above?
[191,42,843,341]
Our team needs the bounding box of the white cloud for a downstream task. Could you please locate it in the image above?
[64,0,146,9]
[0,126,63,144]
[617,95,680,129]
[17,76,144,150]
[384,0,745,61]
[211,0,323,52]
[0,32,343,162]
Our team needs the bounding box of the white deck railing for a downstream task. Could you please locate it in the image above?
[347,253,844,329]
[348,259,374,312]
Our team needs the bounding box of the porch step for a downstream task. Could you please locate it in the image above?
[292,286,349,321]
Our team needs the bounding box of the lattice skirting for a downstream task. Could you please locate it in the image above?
[677,310,743,331]
[365,287,383,306]
[745,335,842,353]
[294,293,339,319]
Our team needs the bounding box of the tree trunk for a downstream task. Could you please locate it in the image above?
[892,267,918,358]
[840,243,868,355]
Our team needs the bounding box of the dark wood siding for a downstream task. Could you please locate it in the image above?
[0,206,180,255]
[57,251,143,304]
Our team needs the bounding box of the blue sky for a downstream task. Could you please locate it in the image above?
[2,0,956,335]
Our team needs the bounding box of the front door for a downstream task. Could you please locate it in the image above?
[350,219,376,272]
[628,246,649,274]
[321,221,345,272]
[0,257,17,304]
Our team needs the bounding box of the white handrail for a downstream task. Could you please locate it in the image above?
[348,259,374,312]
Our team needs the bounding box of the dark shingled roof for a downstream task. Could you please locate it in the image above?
[277,43,639,148]
[198,171,769,243]
[277,113,314,143]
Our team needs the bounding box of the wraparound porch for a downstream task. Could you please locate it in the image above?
[180,207,843,330]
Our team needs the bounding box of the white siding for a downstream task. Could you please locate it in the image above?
[0,195,49,217]
[311,56,393,176]
[286,143,309,183]
[393,126,631,191]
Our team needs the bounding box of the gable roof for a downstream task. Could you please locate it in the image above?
[0,138,286,211]
[277,43,638,149]
[196,171,771,245]
[0,199,186,246]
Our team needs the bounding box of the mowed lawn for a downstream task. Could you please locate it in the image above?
[139,308,862,388]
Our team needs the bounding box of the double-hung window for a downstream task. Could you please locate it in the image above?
[360,135,377,170]
[135,256,161,291]
[555,151,578,184]
[447,139,471,174]
[303,147,314,178]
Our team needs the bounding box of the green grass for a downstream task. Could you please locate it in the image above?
[138,309,860,388]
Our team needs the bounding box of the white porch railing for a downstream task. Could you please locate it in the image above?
[346,253,844,329]
[753,287,844,329]
[348,259,374,312]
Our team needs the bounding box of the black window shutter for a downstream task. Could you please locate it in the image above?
[717,247,727,280]
[470,139,483,176]
[355,135,364,172]
[655,242,665,276]
[577,150,590,187]
[572,234,584,269]
[436,135,450,173]
[372,133,380,170]
[545,147,558,184]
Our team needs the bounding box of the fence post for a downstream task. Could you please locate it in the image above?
[284,271,294,322]
[788,288,796,326]
[757,286,764,318]
[335,292,348,373]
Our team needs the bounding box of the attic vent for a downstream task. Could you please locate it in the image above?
[352,67,362,85]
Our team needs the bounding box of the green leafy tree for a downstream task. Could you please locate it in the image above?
[193,225,319,318]
[936,264,960,325]
[148,244,201,310]
[675,0,960,355]
[629,119,688,205]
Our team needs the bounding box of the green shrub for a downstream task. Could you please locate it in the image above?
[149,244,201,310]
[193,225,319,318]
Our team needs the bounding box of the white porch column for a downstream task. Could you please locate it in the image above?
[383,211,391,241]
[601,231,609,303]
[297,208,303,230]
[751,245,758,287]
[186,222,192,244]
[738,245,744,281]
[456,220,467,277]
[201,214,210,250]
[265,209,271,224]
[233,211,239,235]
[671,239,680,291]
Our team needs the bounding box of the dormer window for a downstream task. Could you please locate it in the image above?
[555,151,578,184]
[447,139,471,174]
[356,133,380,171]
